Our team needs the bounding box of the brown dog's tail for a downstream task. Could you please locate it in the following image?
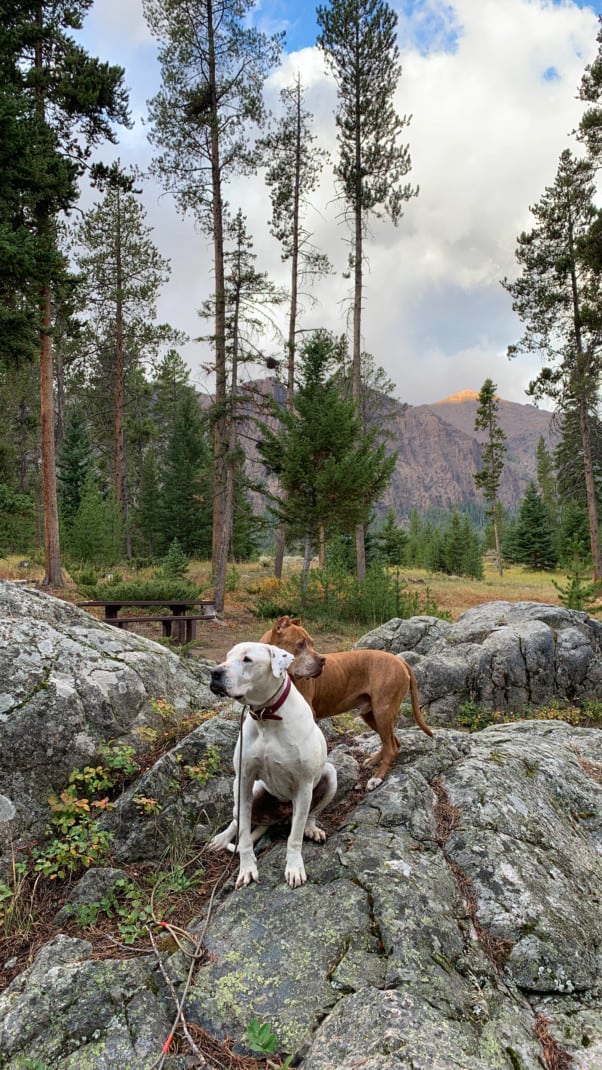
[407,661,433,738]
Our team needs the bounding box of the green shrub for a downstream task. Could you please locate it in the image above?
[251,561,448,627]
[78,578,201,602]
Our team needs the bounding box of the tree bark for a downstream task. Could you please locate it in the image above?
[578,398,602,580]
[207,0,229,611]
[40,286,63,587]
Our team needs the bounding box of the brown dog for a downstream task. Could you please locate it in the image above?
[260,616,433,789]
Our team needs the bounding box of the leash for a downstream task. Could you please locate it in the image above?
[235,702,247,854]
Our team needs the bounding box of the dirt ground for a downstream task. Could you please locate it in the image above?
[188,605,359,661]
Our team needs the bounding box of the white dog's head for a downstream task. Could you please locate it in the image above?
[209,642,294,702]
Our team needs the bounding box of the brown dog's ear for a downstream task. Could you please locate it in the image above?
[274,615,290,633]
[291,618,301,626]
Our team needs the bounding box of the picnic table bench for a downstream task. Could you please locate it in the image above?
[77,599,217,644]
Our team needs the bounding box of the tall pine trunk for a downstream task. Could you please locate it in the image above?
[353,143,366,581]
[578,397,602,580]
[40,285,63,587]
[206,0,230,612]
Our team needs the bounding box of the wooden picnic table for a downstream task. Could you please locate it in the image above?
[77,599,217,644]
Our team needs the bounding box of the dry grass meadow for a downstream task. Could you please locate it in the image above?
[0,552,572,655]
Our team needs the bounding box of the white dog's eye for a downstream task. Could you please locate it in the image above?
[243,655,252,664]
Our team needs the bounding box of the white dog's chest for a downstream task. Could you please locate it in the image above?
[243,721,326,801]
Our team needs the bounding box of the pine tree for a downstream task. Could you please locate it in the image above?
[68,473,124,567]
[503,149,602,579]
[1,1,129,586]
[144,0,281,610]
[258,331,395,575]
[509,483,558,571]
[259,75,331,402]
[73,162,176,555]
[536,435,559,532]
[371,509,407,565]
[317,0,417,579]
[473,379,506,575]
[57,407,93,523]
[260,85,332,578]
[156,391,212,558]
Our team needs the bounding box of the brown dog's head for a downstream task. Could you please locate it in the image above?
[260,615,325,680]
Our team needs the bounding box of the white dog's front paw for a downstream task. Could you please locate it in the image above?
[304,819,326,843]
[285,853,307,888]
[235,852,259,888]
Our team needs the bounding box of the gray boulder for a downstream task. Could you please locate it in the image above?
[356,601,602,723]
[0,581,222,865]
[2,590,602,1069]
[3,721,600,1068]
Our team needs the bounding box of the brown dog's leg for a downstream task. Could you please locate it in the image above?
[356,702,400,789]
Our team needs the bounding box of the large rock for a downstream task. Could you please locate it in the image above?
[2,721,601,1068]
[0,582,221,864]
[356,601,602,723]
[2,590,602,1068]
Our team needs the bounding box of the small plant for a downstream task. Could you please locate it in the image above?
[581,700,602,725]
[30,739,140,881]
[98,741,140,777]
[553,562,602,613]
[149,696,178,723]
[32,789,114,880]
[246,1018,278,1054]
[139,701,217,754]
[132,794,161,815]
[182,746,221,785]
[0,852,33,937]
[70,877,155,943]
[455,701,498,732]
[245,1018,293,1067]
[226,564,241,591]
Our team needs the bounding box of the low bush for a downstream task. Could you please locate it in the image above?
[249,562,449,627]
[77,578,202,602]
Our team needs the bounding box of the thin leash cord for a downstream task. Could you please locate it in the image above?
[235,702,247,854]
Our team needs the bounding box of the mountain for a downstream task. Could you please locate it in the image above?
[234,381,557,520]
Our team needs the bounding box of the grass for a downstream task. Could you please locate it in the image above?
[0,550,571,623]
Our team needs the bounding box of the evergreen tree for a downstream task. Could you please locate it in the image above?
[317,0,417,579]
[68,473,124,566]
[371,509,408,565]
[1,1,129,585]
[503,149,602,578]
[73,162,177,554]
[134,448,162,561]
[144,0,281,610]
[57,406,93,523]
[259,75,331,402]
[536,434,559,534]
[508,483,558,570]
[473,379,506,575]
[156,390,212,558]
[258,331,395,575]
[557,500,591,567]
[577,15,602,162]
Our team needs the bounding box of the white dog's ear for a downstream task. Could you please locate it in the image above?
[268,644,294,678]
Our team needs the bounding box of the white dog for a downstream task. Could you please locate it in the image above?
[208,642,337,889]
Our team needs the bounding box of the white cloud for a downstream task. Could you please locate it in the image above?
[78,0,600,409]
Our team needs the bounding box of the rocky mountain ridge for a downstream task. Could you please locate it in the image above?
[238,380,556,519]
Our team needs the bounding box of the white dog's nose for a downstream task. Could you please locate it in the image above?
[210,666,228,695]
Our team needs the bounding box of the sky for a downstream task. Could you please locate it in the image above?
[76,0,602,410]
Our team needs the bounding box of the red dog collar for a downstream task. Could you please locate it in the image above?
[248,675,291,721]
